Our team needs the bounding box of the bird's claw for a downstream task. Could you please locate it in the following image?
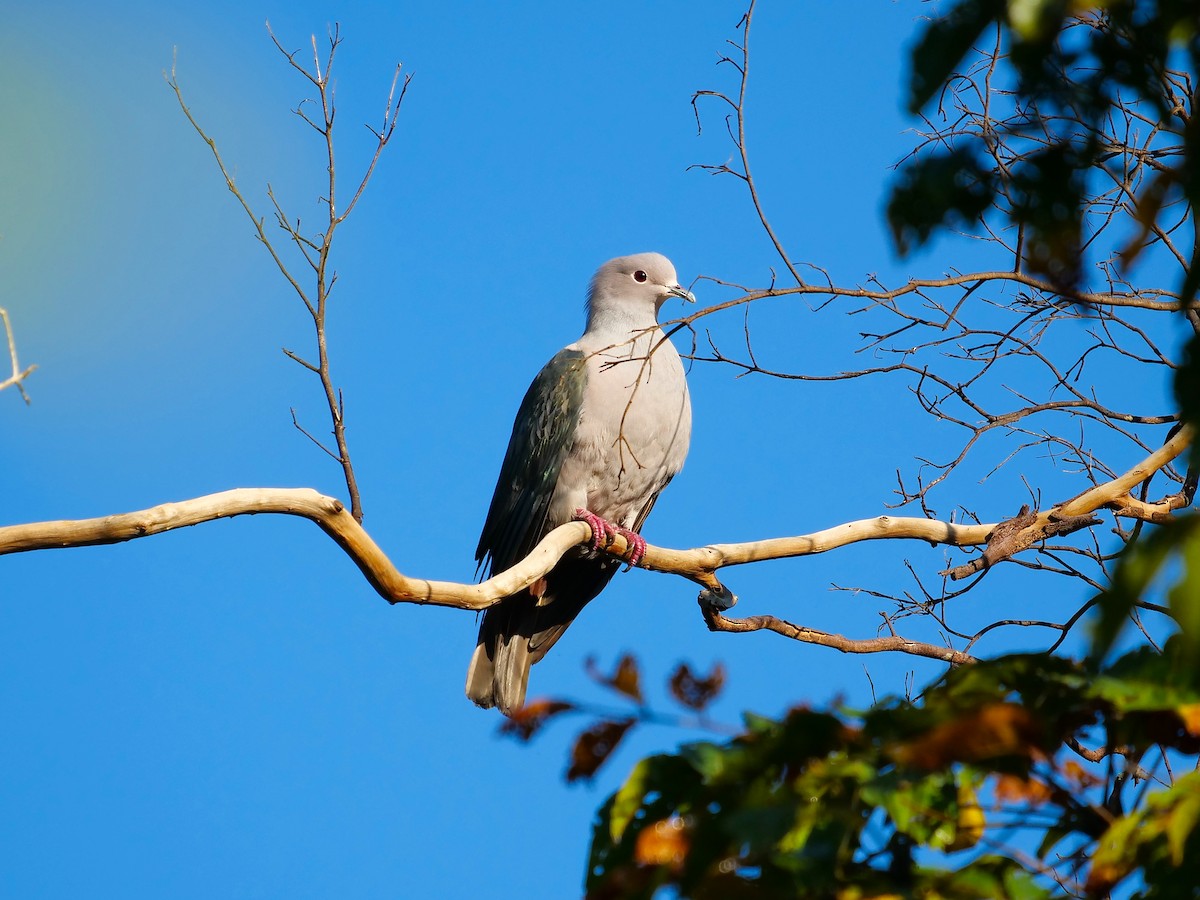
[574,508,615,552]
[573,509,647,568]
[616,528,647,568]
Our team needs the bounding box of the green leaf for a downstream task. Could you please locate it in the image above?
[741,711,776,734]
[887,147,995,255]
[1168,515,1200,659]
[1091,643,1200,711]
[1090,806,1143,890]
[1164,782,1200,866]
[1007,0,1070,41]
[1176,335,1200,469]
[680,740,732,783]
[588,755,703,897]
[907,0,1005,113]
[609,757,654,843]
[1035,821,1071,859]
[1087,771,1200,895]
[1092,524,1180,662]
[606,754,701,843]
[723,804,797,854]
[925,855,1056,900]
[1008,142,1086,289]
[863,768,959,848]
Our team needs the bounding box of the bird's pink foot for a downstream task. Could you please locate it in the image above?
[574,508,616,552]
[572,509,647,568]
[616,527,647,568]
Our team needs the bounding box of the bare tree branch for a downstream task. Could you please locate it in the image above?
[166,28,410,525]
[675,5,1198,660]
[700,607,976,665]
[0,427,1185,664]
[691,0,804,286]
[0,307,36,402]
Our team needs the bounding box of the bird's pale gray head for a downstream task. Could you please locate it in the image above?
[585,252,694,328]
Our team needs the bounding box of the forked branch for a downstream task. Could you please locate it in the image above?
[165,27,410,524]
[0,308,36,402]
[0,428,1187,662]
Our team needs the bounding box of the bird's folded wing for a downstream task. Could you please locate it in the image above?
[475,347,588,574]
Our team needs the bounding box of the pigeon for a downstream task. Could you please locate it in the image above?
[466,252,694,714]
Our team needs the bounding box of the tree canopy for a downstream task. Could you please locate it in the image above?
[574,3,1200,896]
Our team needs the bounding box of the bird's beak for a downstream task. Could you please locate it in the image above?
[667,283,696,303]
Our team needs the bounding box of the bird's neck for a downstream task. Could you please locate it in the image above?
[582,299,662,344]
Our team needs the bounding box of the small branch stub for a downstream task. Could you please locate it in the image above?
[0,308,36,403]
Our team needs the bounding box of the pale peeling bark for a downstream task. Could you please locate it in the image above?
[0,427,1189,618]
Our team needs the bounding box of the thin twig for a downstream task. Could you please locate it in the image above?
[0,308,36,402]
[168,31,410,524]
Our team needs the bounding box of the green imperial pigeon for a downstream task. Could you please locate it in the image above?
[467,252,694,714]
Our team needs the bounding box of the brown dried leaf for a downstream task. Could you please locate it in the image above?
[1060,759,1102,791]
[891,703,1042,769]
[633,816,690,872]
[497,699,575,742]
[1118,168,1173,269]
[667,661,726,712]
[566,718,636,783]
[586,653,644,704]
[994,773,1054,806]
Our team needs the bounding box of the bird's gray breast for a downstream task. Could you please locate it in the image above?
[550,330,691,528]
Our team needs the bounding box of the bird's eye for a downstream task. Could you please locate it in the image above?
[633,270,648,283]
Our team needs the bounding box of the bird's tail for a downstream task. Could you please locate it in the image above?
[465,594,539,715]
[465,555,615,715]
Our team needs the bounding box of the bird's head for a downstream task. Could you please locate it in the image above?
[585,252,694,329]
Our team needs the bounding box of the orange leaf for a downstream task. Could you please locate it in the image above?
[1085,860,1125,896]
[1059,759,1102,791]
[1178,703,1200,737]
[497,699,574,742]
[667,661,726,712]
[634,816,690,872]
[994,773,1054,806]
[891,703,1042,769]
[586,654,644,704]
[566,718,636,783]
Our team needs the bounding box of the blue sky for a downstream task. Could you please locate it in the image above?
[0,2,1181,898]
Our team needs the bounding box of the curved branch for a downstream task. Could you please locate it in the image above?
[670,274,1189,338]
[701,608,976,665]
[0,488,588,611]
[0,427,1187,616]
[943,425,1192,579]
[0,487,986,605]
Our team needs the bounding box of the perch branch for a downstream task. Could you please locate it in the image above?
[0,488,585,611]
[0,427,1186,629]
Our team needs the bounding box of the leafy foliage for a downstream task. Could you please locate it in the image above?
[576,2,1200,896]
[500,657,730,785]
[887,147,995,255]
[892,0,1200,293]
[587,647,1200,898]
